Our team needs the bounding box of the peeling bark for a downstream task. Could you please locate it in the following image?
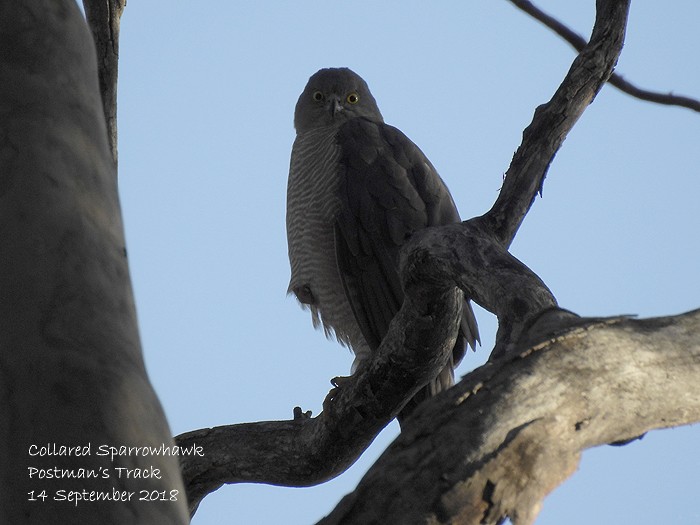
[317,311,700,524]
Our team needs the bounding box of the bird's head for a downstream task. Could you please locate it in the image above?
[294,67,384,133]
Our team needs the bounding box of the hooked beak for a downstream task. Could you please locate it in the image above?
[328,96,343,117]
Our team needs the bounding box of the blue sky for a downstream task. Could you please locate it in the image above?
[116,2,699,523]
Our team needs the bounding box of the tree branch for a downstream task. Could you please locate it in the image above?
[401,223,566,358]
[178,279,465,515]
[317,310,700,525]
[0,1,187,522]
[486,0,629,245]
[82,0,126,165]
[508,0,700,113]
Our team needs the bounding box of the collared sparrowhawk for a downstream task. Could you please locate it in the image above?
[286,67,478,420]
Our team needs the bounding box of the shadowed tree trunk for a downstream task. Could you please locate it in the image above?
[0,2,188,523]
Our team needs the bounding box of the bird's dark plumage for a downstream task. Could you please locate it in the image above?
[287,67,478,421]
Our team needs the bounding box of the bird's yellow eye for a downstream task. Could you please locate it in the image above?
[346,92,359,105]
[312,91,324,102]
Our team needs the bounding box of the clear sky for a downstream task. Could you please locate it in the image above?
[116,2,699,524]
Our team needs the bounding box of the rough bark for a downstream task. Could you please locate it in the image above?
[0,2,188,523]
[318,310,700,525]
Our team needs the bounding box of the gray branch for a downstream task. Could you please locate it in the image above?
[508,0,700,113]
[318,310,700,525]
[486,0,629,245]
[178,281,465,514]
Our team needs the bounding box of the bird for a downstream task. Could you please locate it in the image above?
[286,67,478,422]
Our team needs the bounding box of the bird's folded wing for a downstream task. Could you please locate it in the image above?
[334,117,470,353]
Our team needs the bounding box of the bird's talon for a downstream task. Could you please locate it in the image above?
[331,375,351,388]
[323,375,352,415]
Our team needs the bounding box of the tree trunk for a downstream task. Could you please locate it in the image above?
[0,2,188,523]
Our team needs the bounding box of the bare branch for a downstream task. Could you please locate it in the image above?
[508,0,700,113]
[82,0,127,165]
[486,0,630,245]
[401,223,564,358]
[177,277,464,515]
[317,310,700,525]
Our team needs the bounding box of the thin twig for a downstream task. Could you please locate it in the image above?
[508,0,700,113]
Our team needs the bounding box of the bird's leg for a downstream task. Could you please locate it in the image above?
[322,351,371,413]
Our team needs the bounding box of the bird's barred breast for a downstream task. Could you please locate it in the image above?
[286,127,369,359]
